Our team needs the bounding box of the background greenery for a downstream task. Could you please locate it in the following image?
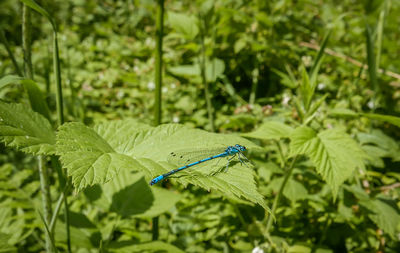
[0,0,400,252]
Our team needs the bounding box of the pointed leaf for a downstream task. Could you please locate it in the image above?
[309,29,331,86]
[0,101,55,155]
[290,126,366,195]
[300,65,314,111]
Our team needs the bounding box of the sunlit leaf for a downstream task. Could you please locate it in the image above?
[57,120,267,210]
[56,122,151,191]
[290,126,366,196]
[0,101,55,155]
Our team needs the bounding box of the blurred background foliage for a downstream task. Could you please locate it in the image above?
[0,0,399,252]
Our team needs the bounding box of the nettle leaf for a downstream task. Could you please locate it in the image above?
[56,122,154,191]
[57,120,267,210]
[360,196,400,239]
[242,121,294,140]
[120,123,267,210]
[0,101,55,155]
[290,126,366,196]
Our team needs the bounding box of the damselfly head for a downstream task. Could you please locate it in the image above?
[235,144,246,152]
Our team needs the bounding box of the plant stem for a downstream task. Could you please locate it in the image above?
[249,67,258,105]
[0,30,22,76]
[23,5,54,252]
[152,0,164,241]
[154,0,164,126]
[53,30,71,252]
[274,140,286,168]
[38,155,54,252]
[365,23,378,105]
[265,156,297,234]
[53,31,64,126]
[22,5,33,79]
[199,16,215,132]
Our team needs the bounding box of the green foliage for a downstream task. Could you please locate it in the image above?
[242,121,294,140]
[19,0,56,30]
[108,241,185,253]
[95,167,181,218]
[56,122,141,191]
[0,101,55,155]
[57,120,267,210]
[0,75,51,120]
[290,126,366,196]
[1,0,400,252]
[167,12,199,40]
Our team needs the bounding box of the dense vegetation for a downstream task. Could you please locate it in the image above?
[1,0,399,252]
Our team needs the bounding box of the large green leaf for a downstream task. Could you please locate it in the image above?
[0,101,55,155]
[290,126,366,195]
[242,121,294,140]
[56,120,267,210]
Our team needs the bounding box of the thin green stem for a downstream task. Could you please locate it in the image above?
[22,5,33,79]
[53,30,71,252]
[38,212,58,253]
[23,5,54,252]
[265,156,297,234]
[152,0,164,241]
[49,190,65,233]
[53,31,64,126]
[38,155,54,252]
[152,216,159,241]
[274,140,286,168]
[249,67,258,105]
[0,30,22,76]
[154,0,164,126]
[199,16,215,132]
